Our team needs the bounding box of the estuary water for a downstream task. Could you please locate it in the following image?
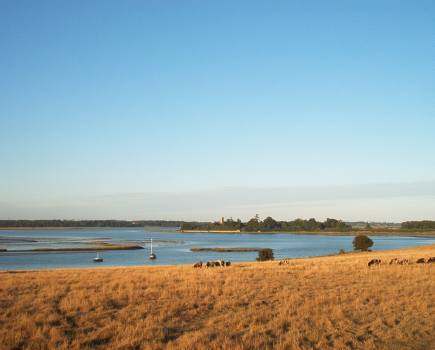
[0,228,434,270]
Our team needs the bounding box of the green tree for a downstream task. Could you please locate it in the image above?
[402,220,435,230]
[263,216,279,230]
[352,235,374,251]
[305,218,319,230]
[244,215,261,232]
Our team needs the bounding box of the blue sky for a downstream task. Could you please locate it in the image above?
[1,1,434,221]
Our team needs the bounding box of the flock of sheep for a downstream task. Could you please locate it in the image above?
[193,257,435,268]
[193,260,231,268]
[368,256,435,267]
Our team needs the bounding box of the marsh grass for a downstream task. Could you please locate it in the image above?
[0,245,434,350]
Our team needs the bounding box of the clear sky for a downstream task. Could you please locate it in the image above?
[1,1,434,221]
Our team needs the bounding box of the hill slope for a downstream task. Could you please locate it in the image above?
[1,245,434,350]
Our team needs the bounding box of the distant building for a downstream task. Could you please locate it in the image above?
[219,217,225,225]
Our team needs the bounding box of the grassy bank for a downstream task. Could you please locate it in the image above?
[1,245,434,350]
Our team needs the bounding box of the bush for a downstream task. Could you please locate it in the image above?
[352,235,373,251]
[257,248,274,261]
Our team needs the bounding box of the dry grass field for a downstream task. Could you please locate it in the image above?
[1,245,434,350]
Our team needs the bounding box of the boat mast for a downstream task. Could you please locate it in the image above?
[148,237,156,260]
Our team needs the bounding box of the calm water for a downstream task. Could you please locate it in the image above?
[1,228,434,270]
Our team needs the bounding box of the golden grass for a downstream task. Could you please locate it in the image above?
[1,245,434,350]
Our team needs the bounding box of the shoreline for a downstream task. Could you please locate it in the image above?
[180,229,435,237]
[1,227,435,237]
[2,243,434,273]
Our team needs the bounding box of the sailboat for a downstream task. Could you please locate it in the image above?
[93,252,103,263]
[148,238,157,260]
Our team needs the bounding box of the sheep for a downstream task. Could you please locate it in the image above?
[193,261,203,268]
[389,258,409,265]
[368,259,381,267]
[204,260,231,268]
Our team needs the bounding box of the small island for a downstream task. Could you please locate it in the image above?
[30,244,144,252]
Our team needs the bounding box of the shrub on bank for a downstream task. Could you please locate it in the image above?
[257,248,274,261]
[353,235,374,251]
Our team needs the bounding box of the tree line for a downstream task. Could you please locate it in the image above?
[0,220,185,228]
[181,216,352,232]
[401,221,435,230]
[2,219,433,230]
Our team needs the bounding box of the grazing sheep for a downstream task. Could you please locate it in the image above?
[368,259,381,267]
[427,257,435,263]
[193,261,203,268]
[205,260,230,267]
[389,258,409,265]
[416,258,426,264]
